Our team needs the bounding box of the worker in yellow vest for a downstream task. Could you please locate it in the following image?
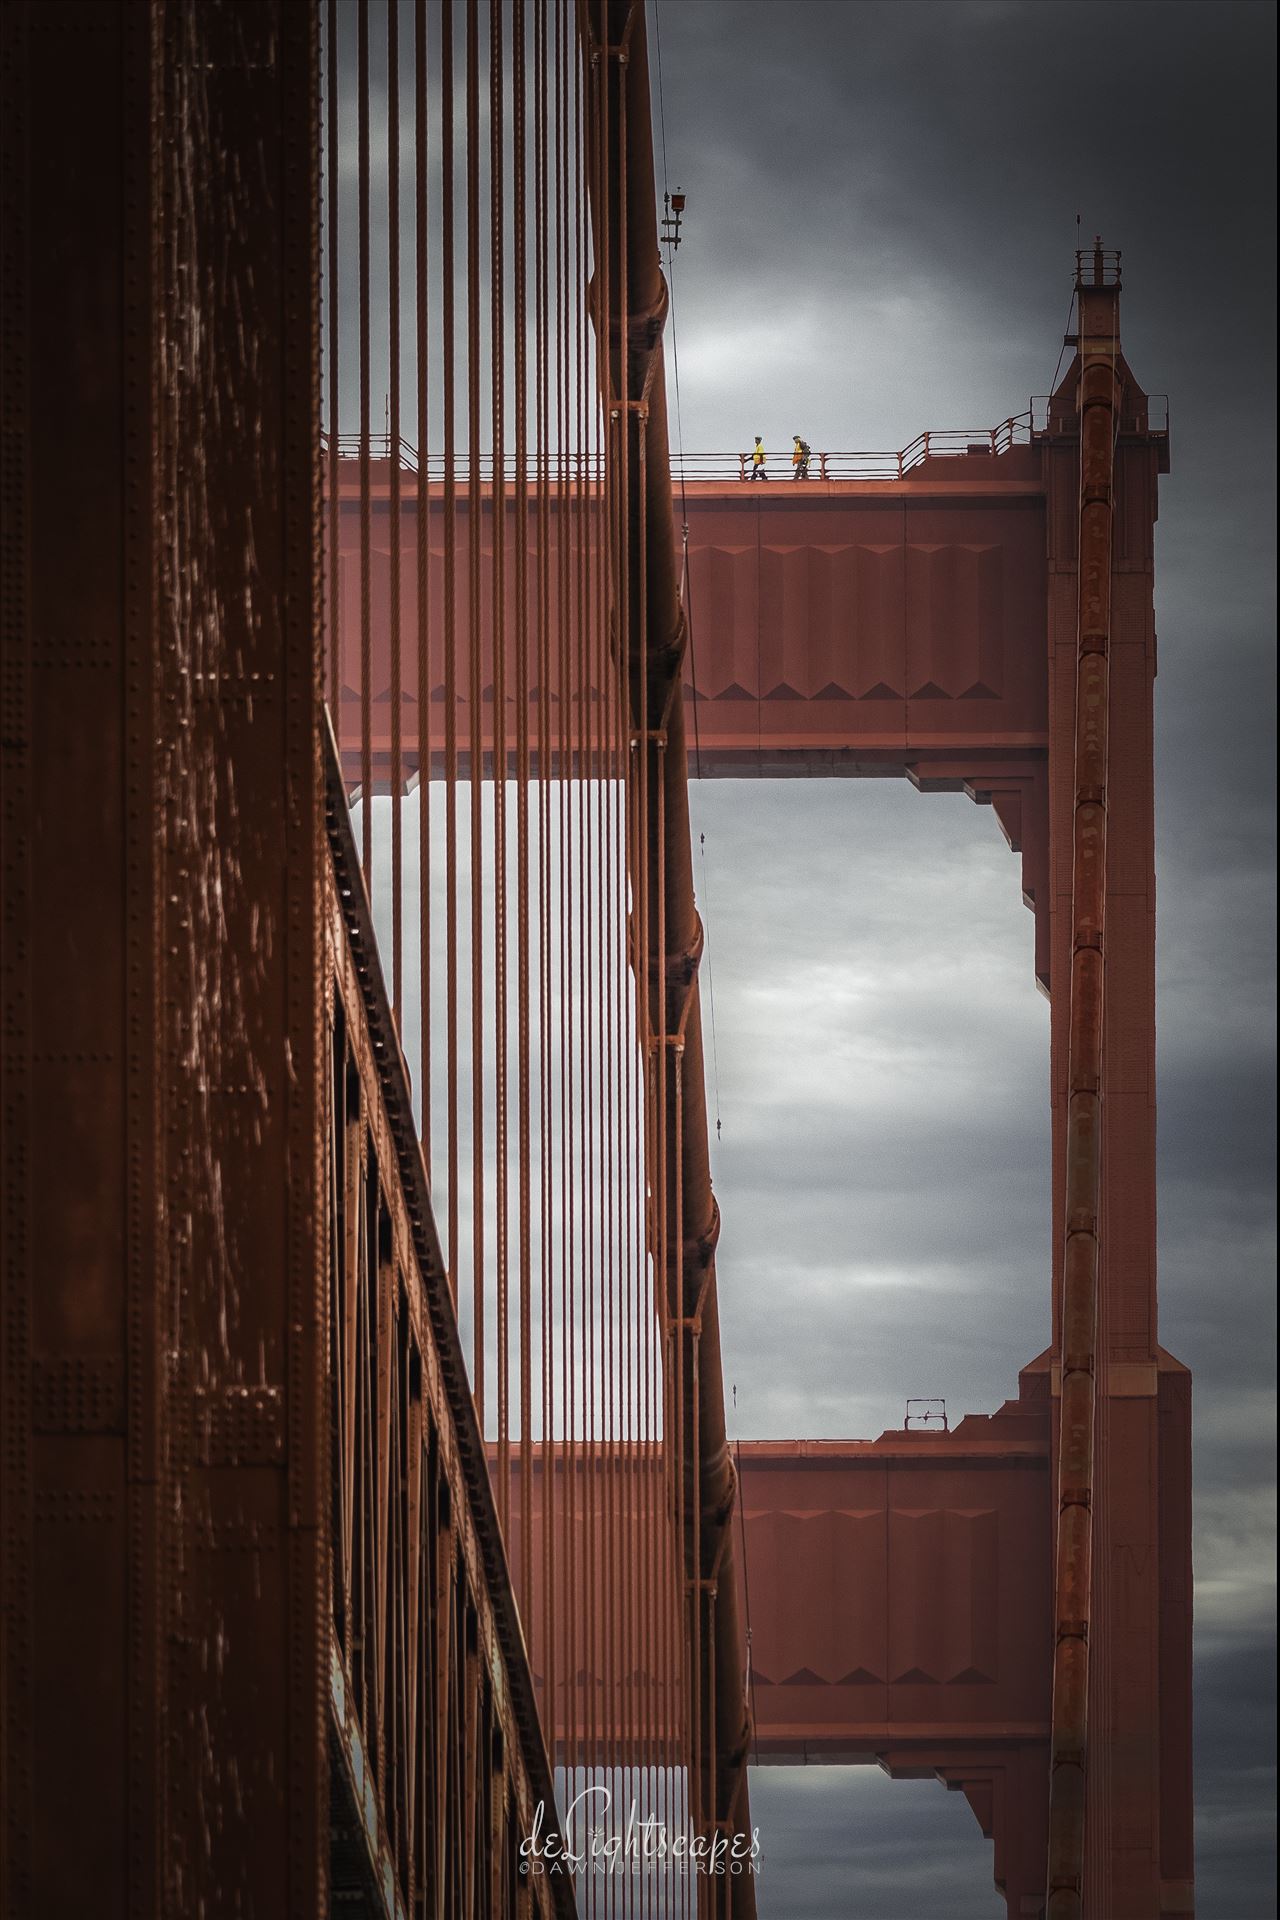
[792,434,812,479]
[748,435,769,481]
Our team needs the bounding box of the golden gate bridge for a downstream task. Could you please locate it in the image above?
[1,3,1190,1916]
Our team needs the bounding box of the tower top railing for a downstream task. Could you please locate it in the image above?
[1032,391,1169,440]
[1076,239,1122,288]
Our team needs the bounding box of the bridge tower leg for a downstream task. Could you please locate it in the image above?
[1044,257,1194,1919]
[1,6,327,1914]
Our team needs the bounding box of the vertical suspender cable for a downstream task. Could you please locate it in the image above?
[414,0,432,1165]
[357,0,373,881]
[512,0,536,1639]
[441,0,460,1296]
[534,0,557,1753]
[326,0,341,742]
[388,0,403,1023]
[492,0,512,1537]
[465,0,485,1420]
[327,5,696,1899]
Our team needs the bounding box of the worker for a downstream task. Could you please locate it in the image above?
[792,434,811,480]
[748,435,768,481]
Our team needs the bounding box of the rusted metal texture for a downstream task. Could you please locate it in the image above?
[3,1,330,1911]
[155,6,330,1909]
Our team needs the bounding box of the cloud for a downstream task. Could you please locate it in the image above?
[749,1765,1005,1918]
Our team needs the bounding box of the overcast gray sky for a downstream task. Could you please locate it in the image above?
[645,0,1276,1913]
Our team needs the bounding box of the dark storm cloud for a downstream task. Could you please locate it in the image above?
[1193,1637,1278,1913]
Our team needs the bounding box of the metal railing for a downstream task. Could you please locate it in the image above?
[324,395,1169,489]
[325,420,1034,485]
[1076,241,1122,288]
[326,432,602,483]
[692,416,1033,482]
